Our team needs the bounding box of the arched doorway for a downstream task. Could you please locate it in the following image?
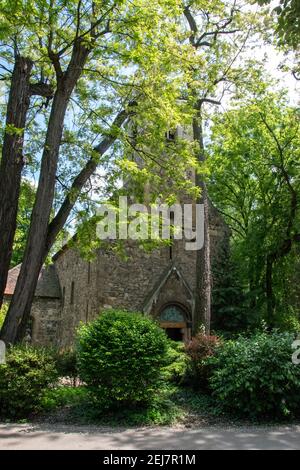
[159,304,191,342]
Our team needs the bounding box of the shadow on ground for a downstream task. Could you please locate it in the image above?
[1,423,300,450]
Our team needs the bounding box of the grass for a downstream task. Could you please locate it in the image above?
[38,384,300,428]
[40,384,186,426]
[40,386,87,411]
[39,382,230,427]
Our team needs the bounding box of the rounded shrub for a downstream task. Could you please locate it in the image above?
[77,309,169,409]
[0,345,58,418]
[208,332,300,419]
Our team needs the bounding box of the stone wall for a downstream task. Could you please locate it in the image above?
[54,203,229,348]
[55,242,182,347]
[2,296,61,348]
[30,298,62,347]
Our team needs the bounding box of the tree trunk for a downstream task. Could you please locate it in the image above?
[1,88,70,344]
[266,255,275,327]
[0,56,33,310]
[45,108,130,251]
[182,5,213,335]
[192,112,211,334]
[0,41,90,344]
[0,112,129,345]
[249,261,258,311]
[195,187,211,334]
[14,109,130,342]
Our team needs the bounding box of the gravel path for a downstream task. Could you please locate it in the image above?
[1,422,300,450]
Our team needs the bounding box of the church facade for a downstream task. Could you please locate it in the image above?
[4,202,229,348]
[4,126,230,347]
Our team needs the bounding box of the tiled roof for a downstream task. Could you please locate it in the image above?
[4,264,61,299]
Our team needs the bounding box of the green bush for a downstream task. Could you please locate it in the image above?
[208,332,300,419]
[0,345,58,418]
[185,332,221,389]
[55,349,78,385]
[162,340,190,384]
[77,309,169,409]
[41,386,87,411]
[274,308,300,333]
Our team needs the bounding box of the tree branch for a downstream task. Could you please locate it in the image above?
[29,82,54,98]
[196,29,239,48]
[199,97,221,106]
[183,6,198,45]
[46,104,136,250]
[48,50,64,80]
[216,208,247,238]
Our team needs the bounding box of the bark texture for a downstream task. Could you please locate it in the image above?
[0,42,131,344]
[0,57,33,309]
[193,112,211,334]
[1,40,90,343]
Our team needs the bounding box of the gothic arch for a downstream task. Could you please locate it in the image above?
[159,302,192,342]
[159,301,191,322]
[142,262,195,317]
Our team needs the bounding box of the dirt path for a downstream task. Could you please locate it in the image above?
[1,423,300,450]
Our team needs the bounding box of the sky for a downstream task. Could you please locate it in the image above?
[255,44,299,104]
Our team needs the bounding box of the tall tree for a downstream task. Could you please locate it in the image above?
[0,0,195,344]
[182,0,259,333]
[0,56,33,310]
[208,90,300,327]
[0,0,268,343]
[0,55,52,310]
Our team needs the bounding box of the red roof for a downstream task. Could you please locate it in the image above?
[4,264,61,299]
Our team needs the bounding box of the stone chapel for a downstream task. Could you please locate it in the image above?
[4,127,230,348]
